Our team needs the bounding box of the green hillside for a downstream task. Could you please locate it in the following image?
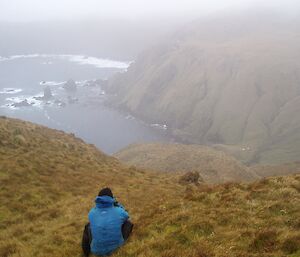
[106,13,300,165]
[0,116,300,257]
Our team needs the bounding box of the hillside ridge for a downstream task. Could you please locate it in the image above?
[114,142,260,183]
[106,13,300,166]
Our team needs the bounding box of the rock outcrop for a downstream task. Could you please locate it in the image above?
[12,99,31,107]
[63,79,77,93]
[43,86,53,100]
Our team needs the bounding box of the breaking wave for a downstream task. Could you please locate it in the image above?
[0,54,131,69]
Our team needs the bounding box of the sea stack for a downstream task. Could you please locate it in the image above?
[43,86,53,100]
[63,79,77,93]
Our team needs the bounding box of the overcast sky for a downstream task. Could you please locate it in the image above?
[0,0,299,22]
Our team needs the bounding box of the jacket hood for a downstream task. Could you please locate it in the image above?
[95,195,115,208]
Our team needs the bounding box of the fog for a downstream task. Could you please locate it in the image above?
[1,0,300,59]
[1,0,300,22]
[1,0,300,157]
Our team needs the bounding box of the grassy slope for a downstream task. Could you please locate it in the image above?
[0,117,178,257]
[0,117,300,257]
[114,143,259,183]
[114,143,300,183]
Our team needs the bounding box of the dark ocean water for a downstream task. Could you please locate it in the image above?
[0,54,169,153]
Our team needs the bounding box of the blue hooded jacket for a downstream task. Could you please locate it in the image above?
[88,196,129,256]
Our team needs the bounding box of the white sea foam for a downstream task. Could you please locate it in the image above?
[0,54,131,69]
[150,123,168,130]
[39,81,65,86]
[4,96,25,109]
[39,80,90,88]
[65,55,131,69]
[5,93,44,109]
[0,88,23,94]
[1,103,19,110]
[125,115,135,121]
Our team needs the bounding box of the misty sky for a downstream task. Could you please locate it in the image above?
[1,0,300,22]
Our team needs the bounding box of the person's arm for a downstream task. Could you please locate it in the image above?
[116,203,133,240]
[114,198,129,221]
[113,198,127,210]
[116,204,129,222]
[114,201,125,209]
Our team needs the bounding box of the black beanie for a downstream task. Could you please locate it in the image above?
[98,187,113,198]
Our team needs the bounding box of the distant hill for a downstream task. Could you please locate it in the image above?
[115,143,259,183]
[1,116,299,257]
[252,162,300,178]
[107,12,300,165]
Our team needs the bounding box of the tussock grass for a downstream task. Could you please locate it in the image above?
[0,117,299,257]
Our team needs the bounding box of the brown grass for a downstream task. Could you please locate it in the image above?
[114,143,259,183]
[0,117,300,257]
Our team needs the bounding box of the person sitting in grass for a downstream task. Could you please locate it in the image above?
[82,187,133,257]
